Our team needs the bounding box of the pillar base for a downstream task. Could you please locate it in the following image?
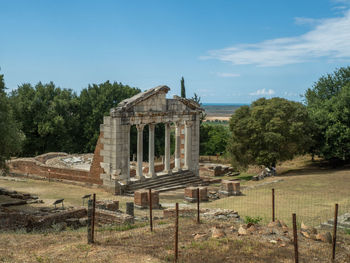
[163,170,172,175]
[138,175,146,181]
[149,173,157,179]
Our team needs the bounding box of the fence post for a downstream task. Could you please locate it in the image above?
[174,202,179,262]
[91,193,96,243]
[149,188,153,232]
[272,188,275,222]
[87,199,93,244]
[292,213,299,263]
[332,203,339,262]
[197,188,200,224]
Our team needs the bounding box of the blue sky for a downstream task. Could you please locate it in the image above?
[1,0,350,103]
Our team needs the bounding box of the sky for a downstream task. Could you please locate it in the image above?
[1,0,350,103]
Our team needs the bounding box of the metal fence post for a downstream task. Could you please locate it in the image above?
[332,204,338,262]
[292,213,299,263]
[272,188,275,222]
[149,188,153,232]
[174,203,179,262]
[197,188,200,224]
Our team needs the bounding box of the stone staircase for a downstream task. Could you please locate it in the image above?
[123,170,203,195]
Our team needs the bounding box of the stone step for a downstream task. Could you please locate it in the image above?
[127,172,195,190]
[128,170,193,184]
[124,171,203,194]
[126,176,201,192]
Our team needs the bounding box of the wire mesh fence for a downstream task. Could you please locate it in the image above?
[81,180,350,262]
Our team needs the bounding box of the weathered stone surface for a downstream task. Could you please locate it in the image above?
[134,189,160,209]
[96,200,119,212]
[238,225,248,235]
[219,180,241,196]
[184,187,208,202]
[315,232,332,243]
[211,227,226,238]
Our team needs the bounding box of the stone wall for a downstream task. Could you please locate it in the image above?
[0,209,33,231]
[8,160,101,185]
[89,132,105,184]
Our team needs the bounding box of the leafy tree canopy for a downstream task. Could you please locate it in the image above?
[305,66,350,163]
[227,97,312,169]
[78,81,140,152]
[9,80,140,155]
[0,74,23,169]
[200,124,229,156]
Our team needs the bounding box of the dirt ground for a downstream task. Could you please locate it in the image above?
[0,218,349,263]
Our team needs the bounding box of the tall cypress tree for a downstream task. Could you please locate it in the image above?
[181,77,186,98]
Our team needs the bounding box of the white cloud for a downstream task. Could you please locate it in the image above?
[249,88,275,96]
[217,72,240,77]
[202,10,350,67]
[294,17,325,26]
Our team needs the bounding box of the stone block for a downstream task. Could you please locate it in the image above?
[96,200,119,211]
[184,187,208,202]
[134,189,160,209]
[219,180,241,196]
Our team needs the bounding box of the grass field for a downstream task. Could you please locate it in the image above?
[1,156,349,225]
[204,158,350,226]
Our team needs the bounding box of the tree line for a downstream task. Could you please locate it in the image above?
[1,67,350,170]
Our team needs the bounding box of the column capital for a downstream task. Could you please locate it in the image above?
[185,120,193,128]
[174,121,182,128]
[136,124,145,131]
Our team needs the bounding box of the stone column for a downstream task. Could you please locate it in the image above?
[184,121,193,170]
[136,124,145,180]
[122,124,131,181]
[148,124,156,178]
[164,122,171,174]
[174,121,182,172]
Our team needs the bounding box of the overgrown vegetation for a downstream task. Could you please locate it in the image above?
[244,216,262,224]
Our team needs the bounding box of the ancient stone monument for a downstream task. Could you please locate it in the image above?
[97,85,203,194]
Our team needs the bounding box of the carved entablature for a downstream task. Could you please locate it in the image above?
[109,85,203,125]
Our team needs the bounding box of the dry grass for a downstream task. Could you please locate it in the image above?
[203,157,350,226]
[0,219,349,262]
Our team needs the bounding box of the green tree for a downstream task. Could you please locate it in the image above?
[227,98,312,169]
[181,77,186,98]
[9,82,80,155]
[200,124,229,155]
[78,81,140,152]
[0,74,23,170]
[305,66,350,164]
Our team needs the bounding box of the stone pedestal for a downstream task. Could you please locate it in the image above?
[126,202,134,217]
[219,180,241,196]
[184,187,208,202]
[134,189,160,209]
